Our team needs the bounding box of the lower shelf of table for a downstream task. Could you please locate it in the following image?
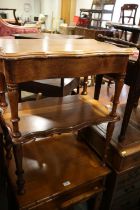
[7,133,110,210]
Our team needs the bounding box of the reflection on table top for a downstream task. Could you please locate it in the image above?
[13,33,84,40]
[0,38,133,59]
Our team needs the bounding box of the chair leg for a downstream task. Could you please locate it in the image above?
[94,75,103,100]
[118,85,139,143]
[81,77,88,95]
[103,122,115,166]
[133,95,139,107]
[13,143,25,195]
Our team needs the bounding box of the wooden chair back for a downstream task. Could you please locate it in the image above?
[119,4,138,25]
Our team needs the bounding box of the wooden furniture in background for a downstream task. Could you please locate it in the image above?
[80,83,140,209]
[0,8,19,25]
[119,4,138,25]
[0,17,39,37]
[110,22,140,43]
[94,35,140,144]
[119,4,138,41]
[0,38,131,196]
[79,0,116,28]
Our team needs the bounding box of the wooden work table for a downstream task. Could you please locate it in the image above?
[0,38,133,140]
[0,38,132,142]
[0,38,132,209]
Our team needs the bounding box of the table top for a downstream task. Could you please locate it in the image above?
[0,38,133,60]
[13,33,84,40]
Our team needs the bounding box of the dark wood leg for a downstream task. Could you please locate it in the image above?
[94,75,103,100]
[81,77,88,95]
[133,95,139,107]
[103,122,115,165]
[0,115,12,160]
[7,83,24,194]
[110,74,124,117]
[0,73,7,107]
[119,85,139,143]
[18,87,22,102]
[103,74,124,164]
[13,143,25,195]
[60,78,64,96]
[7,83,21,138]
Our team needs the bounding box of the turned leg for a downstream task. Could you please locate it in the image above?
[7,83,21,138]
[13,143,25,195]
[110,74,125,117]
[103,122,115,165]
[81,76,88,95]
[7,83,24,194]
[104,74,124,164]
[0,73,7,107]
[94,74,103,100]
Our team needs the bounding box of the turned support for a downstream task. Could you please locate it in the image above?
[81,76,88,95]
[110,74,125,117]
[7,83,21,138]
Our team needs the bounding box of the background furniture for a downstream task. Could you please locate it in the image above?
[110,22,140,43]
[0,17,39,37]
[0,8,19,25]
[79,0,116,28]
[119,4,138,25]
[95,35,140,143]
[0,38,131,196]
[119,4,138,41]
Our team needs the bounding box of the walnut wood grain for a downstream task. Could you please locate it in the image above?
[8,133,110,210]
[3,95,118,143]
[0,38,132,194]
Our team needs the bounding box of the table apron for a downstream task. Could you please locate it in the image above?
[3,55,128,83]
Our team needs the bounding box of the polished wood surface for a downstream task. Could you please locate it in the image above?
[13,33,84,40]
[13,33,82,100]
[4,95,115,141]
[7,133,110,210]
[0,39,132,59]
[0,38,132,194]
